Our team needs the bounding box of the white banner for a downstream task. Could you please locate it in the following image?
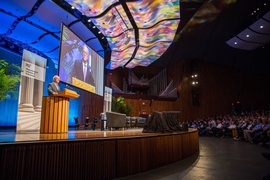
[21,61,46,81]
[16,49,47,133]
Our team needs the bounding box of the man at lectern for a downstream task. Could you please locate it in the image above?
[47,75,60,96]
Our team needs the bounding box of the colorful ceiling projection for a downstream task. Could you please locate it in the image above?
[65,0,180,69]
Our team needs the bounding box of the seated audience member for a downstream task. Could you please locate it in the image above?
[198,120,207,135]
[259,129,270,147]
[235,117,249,141]
[244,118,263,142]
[190,121,198,129]
[221,120,236,138]
[212,119,225,137]
[256,118,270,145]
[199,119,214,136]
[243,118,256,141]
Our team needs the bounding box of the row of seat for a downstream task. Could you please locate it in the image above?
[105,111,147,130]
[126,116,147,128]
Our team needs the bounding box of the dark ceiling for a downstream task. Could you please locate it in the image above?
[152,0,270,76]
[0,0,270,76]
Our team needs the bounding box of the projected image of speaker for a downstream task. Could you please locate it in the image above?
[58,24,104,96]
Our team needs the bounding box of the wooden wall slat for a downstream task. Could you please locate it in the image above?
[66,142,85,180]
[116,139,130,177]
[139,138,149,172]
[48,97,54,133]
[57,97,63,132]
[85,140,116,179]
[53,97,58,133]
[128,139,141,175]
[147,137,158,170]
[172,135,182,162]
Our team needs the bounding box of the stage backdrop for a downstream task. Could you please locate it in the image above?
[16,49,47,132]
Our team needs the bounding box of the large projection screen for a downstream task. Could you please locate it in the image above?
[58,24,104,96]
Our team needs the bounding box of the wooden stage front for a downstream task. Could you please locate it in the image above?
[0,128,199,180]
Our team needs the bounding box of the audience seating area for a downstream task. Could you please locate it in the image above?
[189,107,270,148]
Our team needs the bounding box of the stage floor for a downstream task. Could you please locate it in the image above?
[0,128,168,144]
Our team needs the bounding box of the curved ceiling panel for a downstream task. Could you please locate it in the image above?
[108,32,135,51]
[106,57,130,70]
[91,5,133,38]
[31,0,77,31]
[111,46,135,57]
[226,36,263,50]
[7,21,45,43]
[44,48,59,62]
[238,28,270,44]
[69,22,95,41]
[0,12,16,34]
[250,18,270,33]
[127,0,180,28]
[135,42,172,60]
[110,46,136,66]
[0,0,36,17]
[64,0,180,69]
[32,34,60,52]
[139,20,180,46]
[226,10,270,50]
[65,0,118,17]
[126,41,172,68]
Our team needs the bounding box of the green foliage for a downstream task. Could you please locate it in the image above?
[0,59,22,102]
[112,96,135,116]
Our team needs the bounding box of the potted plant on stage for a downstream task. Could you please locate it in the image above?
[112,96,136,128]
[0,59,22,102]
[111,96,134,116]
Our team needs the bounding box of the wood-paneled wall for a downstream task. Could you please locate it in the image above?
[76,89,104,126]
[105,59,270,122]
[0,130,199,180]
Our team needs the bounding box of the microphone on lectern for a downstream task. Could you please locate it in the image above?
[66,84,73,90]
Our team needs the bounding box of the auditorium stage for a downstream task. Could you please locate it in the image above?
[0,127,199,180]
[0,127,179,143]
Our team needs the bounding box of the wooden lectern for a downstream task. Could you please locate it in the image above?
[40,88,79,133]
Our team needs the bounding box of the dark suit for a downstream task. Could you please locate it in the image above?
[47,82,60,96]
[68,60,95,86]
